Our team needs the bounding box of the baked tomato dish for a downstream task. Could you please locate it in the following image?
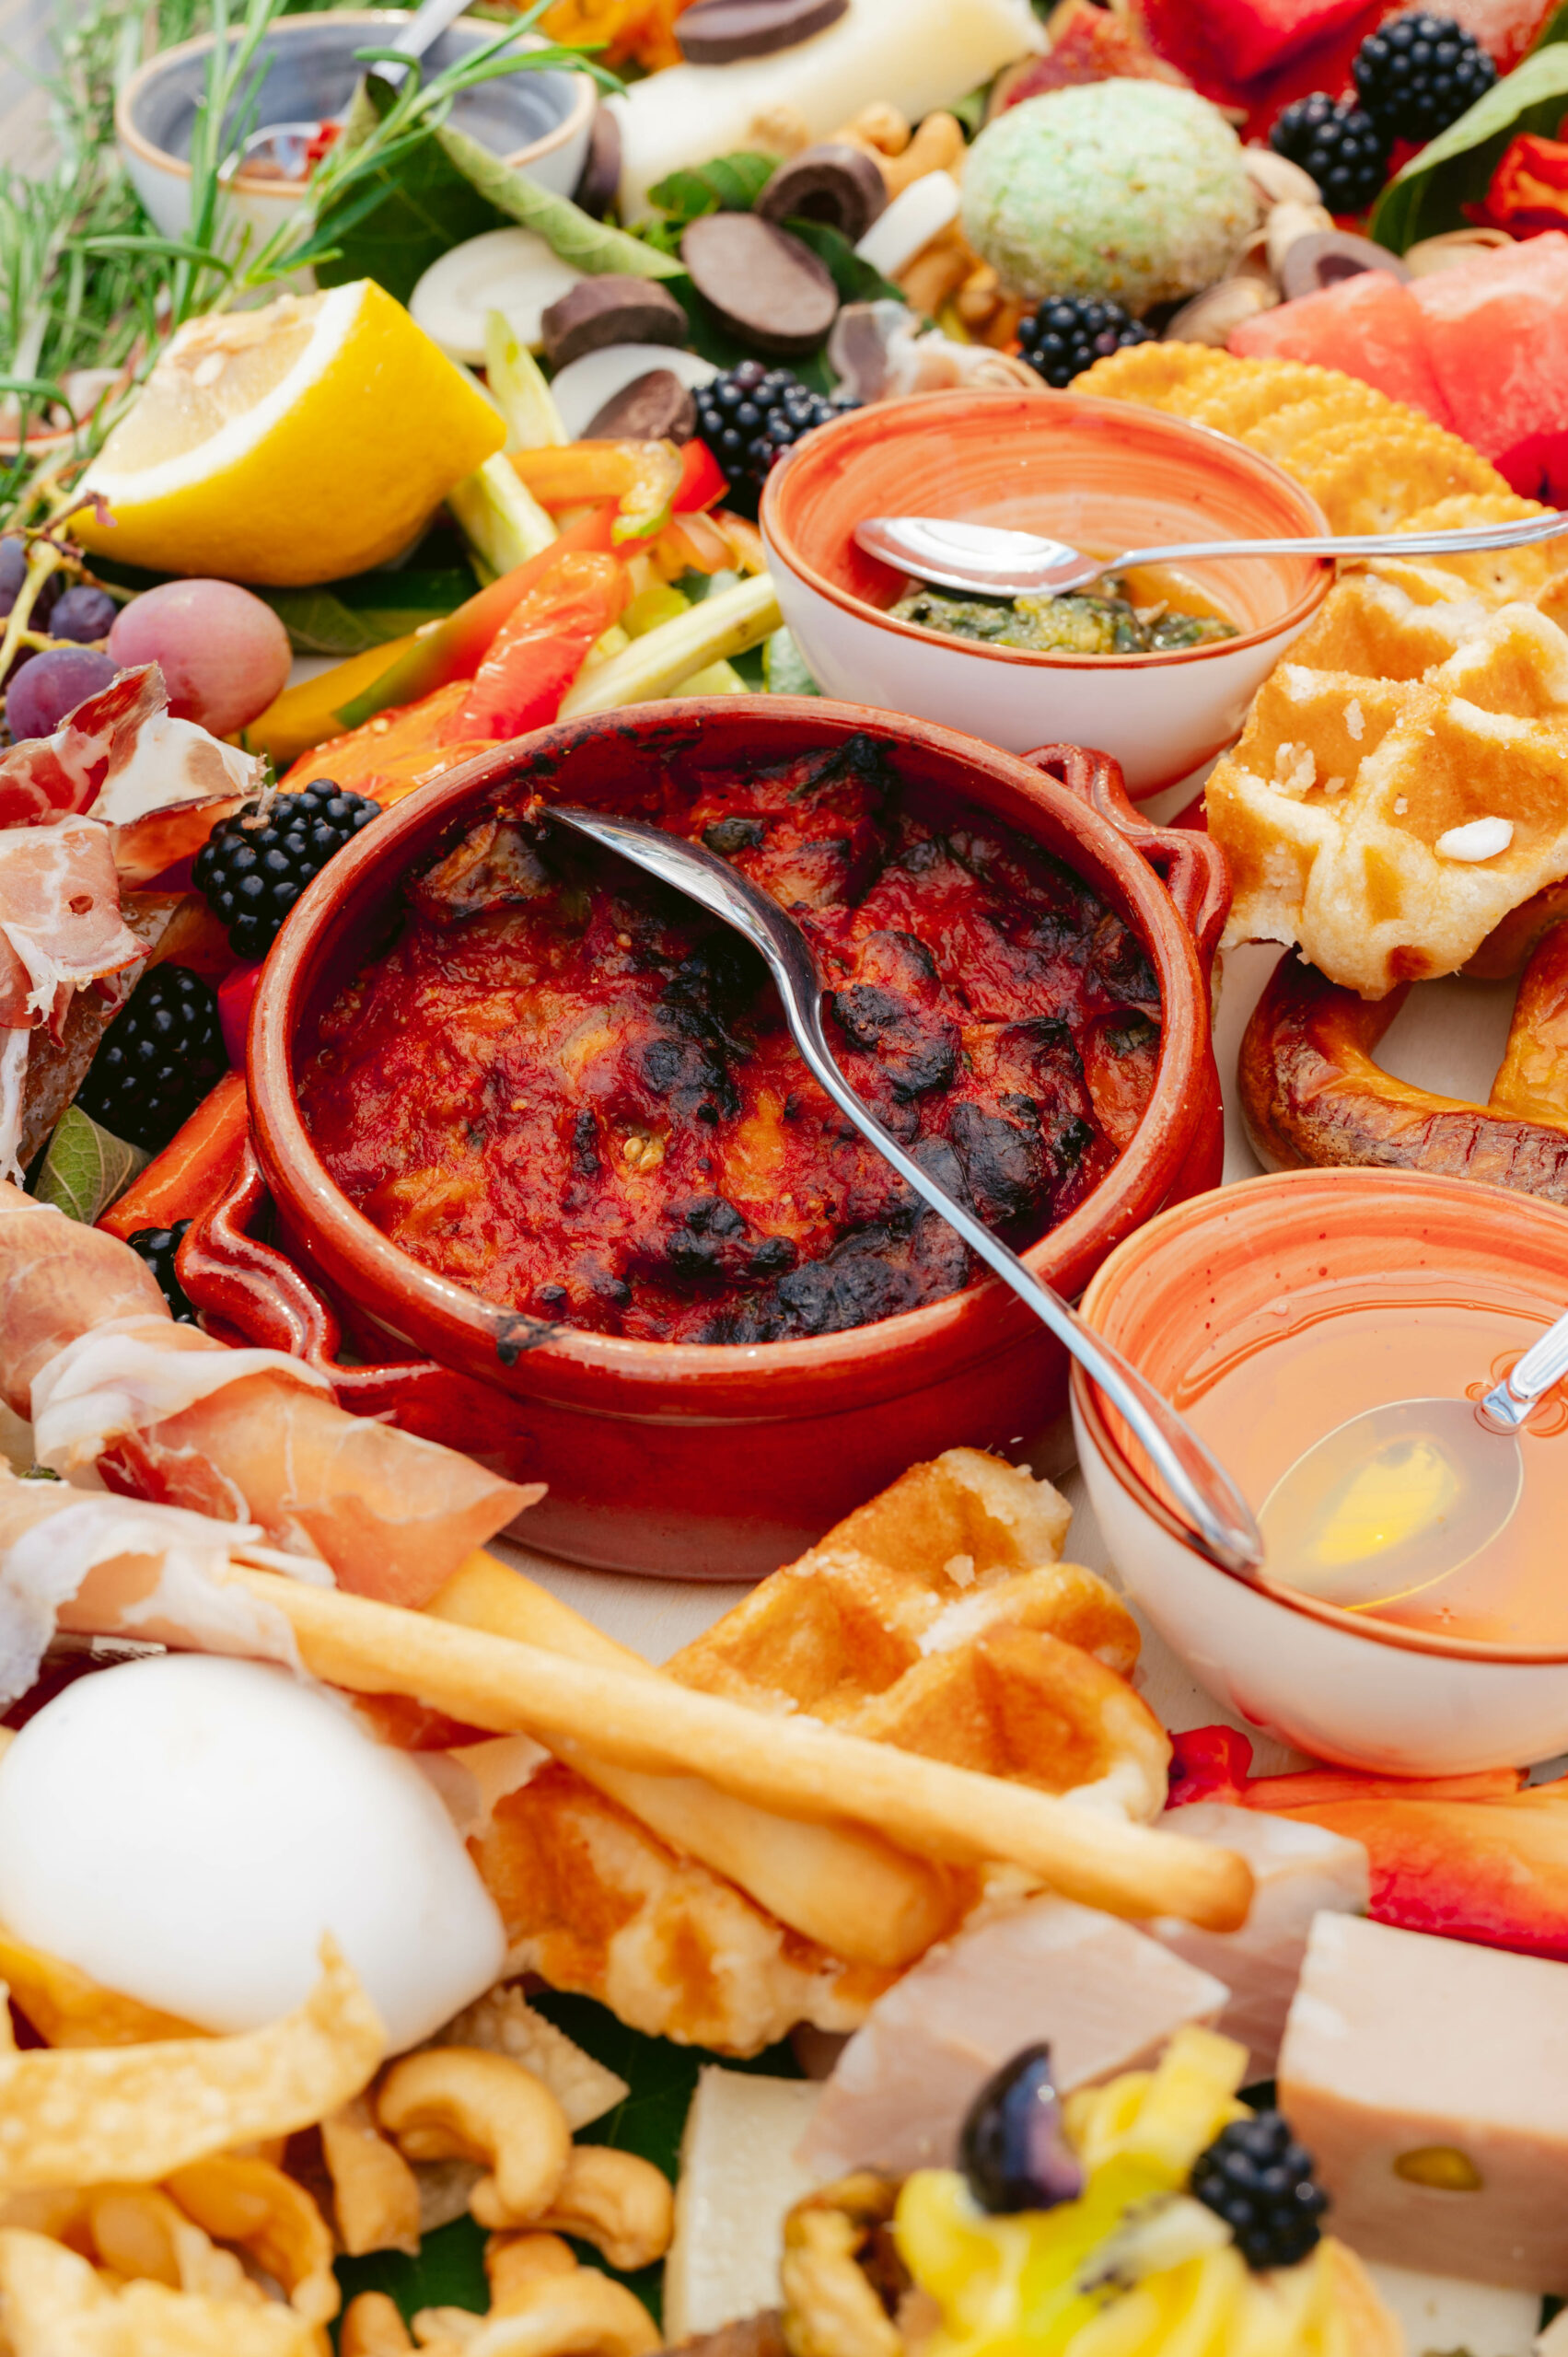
[297,734,1162,1343]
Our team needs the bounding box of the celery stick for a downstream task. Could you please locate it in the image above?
[579,622,633,675]
[484,312,568,452]
[448,454,556,575]
[672,660,747,697]
[559,575,782,719]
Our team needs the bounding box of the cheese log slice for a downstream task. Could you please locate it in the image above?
[1363,2263,1540,2357]
[664,2069,821,2339]
[1280,1913,1568,2289]
[797,1897,1228,2178]
[1148,1803,1369,2082]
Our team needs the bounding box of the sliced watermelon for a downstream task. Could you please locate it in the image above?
[1229,269,1457,427]
[1409,229,1568,498]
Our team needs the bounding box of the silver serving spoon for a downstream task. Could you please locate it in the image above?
[1257,1306,1568,1609]
[854,509,1568,599]
[234,0,471,179]
[547,803,1264,1579]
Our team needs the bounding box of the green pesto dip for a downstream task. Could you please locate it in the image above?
[888,576,1238,656]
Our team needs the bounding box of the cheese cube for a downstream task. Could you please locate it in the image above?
[1280,1913,1568,2291]
[664,2069,822,2340]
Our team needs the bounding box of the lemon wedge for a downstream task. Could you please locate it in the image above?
[75,280,505,586]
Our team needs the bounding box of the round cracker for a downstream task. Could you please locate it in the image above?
[1295,422,1509,534]
[1074,342,1234,412]
[1243,383,1408,461]
[1182,361,1362,441]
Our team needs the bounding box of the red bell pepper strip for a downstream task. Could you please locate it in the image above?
[98,1070,249,1241]
[453,549,629,738]
[673,436,727,514]
[331,505,620,733]
[1468,130,1568,238]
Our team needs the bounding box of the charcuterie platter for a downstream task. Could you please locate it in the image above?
[3,0,1568,2349]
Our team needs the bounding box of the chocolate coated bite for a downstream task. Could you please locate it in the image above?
[677,0,848,63]
[584,368,698,442]
[540,274,688,370]
[757,145,888,244]
[680,215,839,358]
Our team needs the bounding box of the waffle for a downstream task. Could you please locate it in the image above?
[1078,347,1568,997]
[472,1450,1170,2054]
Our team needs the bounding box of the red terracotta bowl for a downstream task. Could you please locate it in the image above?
[215,699,1228,1578]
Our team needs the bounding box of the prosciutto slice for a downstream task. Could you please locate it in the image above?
[0,819,145,1036]
[0,664,260,859]
[0,1188,538,1607]
[0,1462,323,1710]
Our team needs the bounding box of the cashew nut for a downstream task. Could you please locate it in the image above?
[531,2151,673,2273]
[322,2096,423,2258]
[486,2233,578,2313]
[85,2184,253,2304]
[882,113,965,197]
[343,2290,415,2356]
[831,103,911,158]
[465,2269,660,2357]
[377,2050,572,2234]
[165,2155,339,2326]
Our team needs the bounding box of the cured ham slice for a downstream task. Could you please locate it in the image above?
[0,665,259,868]
[0,1462,321,1709]
[0,1187,538,1607]
[0,819,145,1036]
[0,821,149,1181]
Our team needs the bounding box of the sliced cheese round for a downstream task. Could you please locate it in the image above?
[412,226,583,362]
[550,342,720,439]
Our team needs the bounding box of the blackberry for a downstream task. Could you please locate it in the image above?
[693,362,847,506]
[194,777,379,962]
[1353,12,1496,143]
[75,967,226,1155]
[1191,2110,1329,2272]
[1270,93,1389,213]
[1017,296,1154,390]
[127,1222,198,1324]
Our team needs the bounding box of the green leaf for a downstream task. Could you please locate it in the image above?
[763,624,821,697]
[436,119,685,277]
[33,1107,148,1225]
[1370,41,1568,250]
[259,564,478,656]
[783,216,901,305]
[647,151,777,225]
[313,108,504,305]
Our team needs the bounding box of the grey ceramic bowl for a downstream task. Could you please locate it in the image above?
[117,9,594,243]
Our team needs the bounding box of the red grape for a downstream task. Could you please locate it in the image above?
[50,585,118,644]
[107,580,292,736]
[5,648,119,740]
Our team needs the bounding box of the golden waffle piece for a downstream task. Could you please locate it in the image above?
[1076,346,1512,530]
[1079,347,1568,995]
[472,1451,1170,2053]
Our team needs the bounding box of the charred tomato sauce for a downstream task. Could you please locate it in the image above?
[298,735,1161,1345]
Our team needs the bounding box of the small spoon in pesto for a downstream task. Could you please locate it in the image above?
[854,509,1568,599]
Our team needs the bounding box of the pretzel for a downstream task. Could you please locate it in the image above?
[1239,926,1568,1198]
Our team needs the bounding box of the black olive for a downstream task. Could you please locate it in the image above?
[958,2045,1085,2215]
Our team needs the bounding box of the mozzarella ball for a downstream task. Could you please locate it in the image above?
[0,1655,505,2050]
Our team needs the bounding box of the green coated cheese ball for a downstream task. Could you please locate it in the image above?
[960,81,1258,313]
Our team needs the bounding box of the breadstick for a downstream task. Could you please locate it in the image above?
[428,1556,962,1968]
[234,1569,1253,1933]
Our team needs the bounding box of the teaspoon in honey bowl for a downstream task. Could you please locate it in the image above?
[853,509,1568,600]
[545,804,1264,1580]
[1256,1304,1568,1610]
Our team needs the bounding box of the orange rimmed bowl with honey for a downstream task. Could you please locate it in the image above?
[1072,1167,1568,1775]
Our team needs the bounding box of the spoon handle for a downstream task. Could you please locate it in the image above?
[1116,508,1568,570]
[1481,1305,1568,1428]
[549,805,1264,1578]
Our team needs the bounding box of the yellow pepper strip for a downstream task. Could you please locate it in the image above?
[511,441,685,544]
[243,637,421,772]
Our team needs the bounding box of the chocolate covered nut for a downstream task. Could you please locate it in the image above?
[1278,230,1410,303]
[572,106,621,223]
[584,369,698,443]
[677,0,848,64]
[756,144,888,243]
[680,215,839,358]
[540,275,689,370]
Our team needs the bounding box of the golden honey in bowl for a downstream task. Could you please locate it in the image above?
[1175,1271,1568,1651]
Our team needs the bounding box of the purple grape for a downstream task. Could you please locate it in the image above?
[0,540,24,621]
[5,647,119,740]
[49,584,117,644]
[959,2046,1085,2214]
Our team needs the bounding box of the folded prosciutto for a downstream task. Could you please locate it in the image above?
[0,1461,319,1708]
[0,1188,538,1607]
[0,820,147,1182]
